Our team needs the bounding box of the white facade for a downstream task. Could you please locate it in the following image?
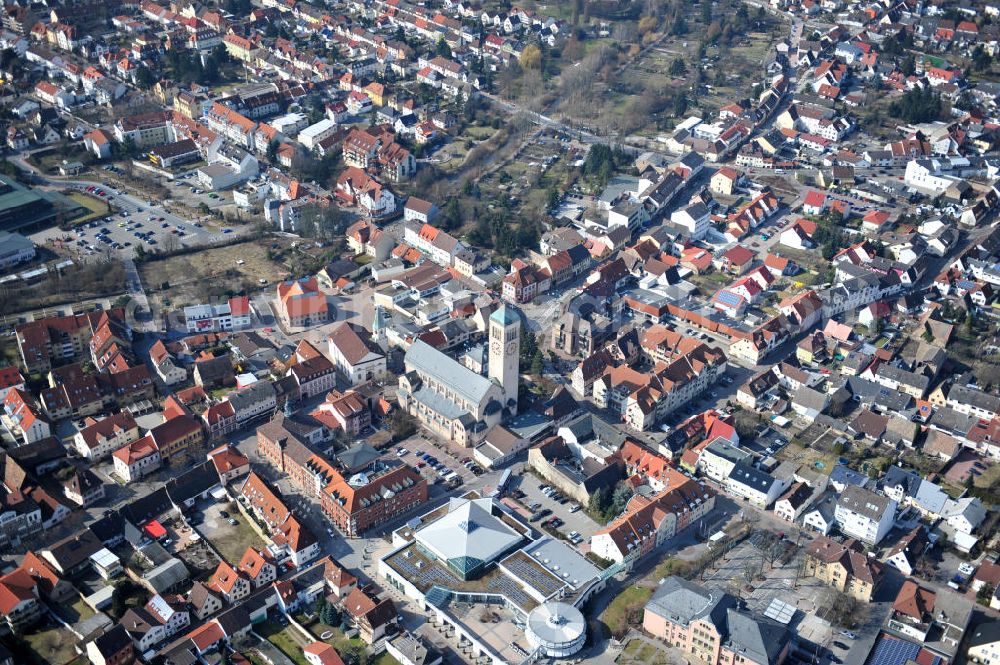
[669,204,710,241]
[298,119,338,150]
[904,159,958,196]
[835,493,896,545]
[184,301,251,333]
[487,306,520,414]
[113,445,162,482]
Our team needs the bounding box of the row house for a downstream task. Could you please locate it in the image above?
[112,436,162,483]
[149,414,206,462]
[15,310,111,373]
[402,222,467,269]
[593,342,727,431]
[343,127,416,182]
[72,411,140,460]
[205,102,257,150]
[288,341,337,399]
[238,471,321,567]
[590,472,714,564]
[501,261,551,304]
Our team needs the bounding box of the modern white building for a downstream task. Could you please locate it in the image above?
[723,463,788,509]
[834,485,896,545]
[183,296,252,332]
[697,438,750,482]
[904,159,959,196]
[669,202,710,241]
[526,602,586,658]
[298,119,338,150]
[379,498,604,665]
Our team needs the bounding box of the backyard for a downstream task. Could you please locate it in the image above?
[22,620,81,665]
[257,619,312,665]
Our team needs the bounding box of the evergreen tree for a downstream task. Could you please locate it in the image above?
[530,350,543,376]
[888,86,941,123]
[588,486,610,518]
[436,36,452,58]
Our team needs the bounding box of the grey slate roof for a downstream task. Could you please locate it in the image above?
[645,577,790,664]
[405,339,496,405]
[838,485,893,521]
[228,380,276,414]
[390,632,442,665]
[727,462,779,493]
[166,460,220,506]
[336,443,381,473]
[882,465,921,498]
[928,406,977,435]
[726,609,790,665]
[967,620,1000,650]
[829,465,868,489]
[877,364,929,392]
[948,384,1000,414]
[645,576,737,626]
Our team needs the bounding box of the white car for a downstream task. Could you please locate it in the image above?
[396,447,408,457]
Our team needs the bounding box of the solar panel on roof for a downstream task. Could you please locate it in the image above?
[866,635,942,665]
[716,290,743,307]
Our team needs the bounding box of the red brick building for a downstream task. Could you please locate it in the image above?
[257,412,427,537]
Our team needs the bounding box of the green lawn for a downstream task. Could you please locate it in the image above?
[374,653,401,665]
[301,617,366,655]
[257,620,311,665]
[603,585,653,638]
[54,596,96,625]
[67,193,110,225]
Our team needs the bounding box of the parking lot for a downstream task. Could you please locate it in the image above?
[28,174,242,262]
[393,434,481,488]
[511,470,602,543]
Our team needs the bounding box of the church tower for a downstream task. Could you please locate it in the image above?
[372,304,389,352]
[488,304,521,414]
